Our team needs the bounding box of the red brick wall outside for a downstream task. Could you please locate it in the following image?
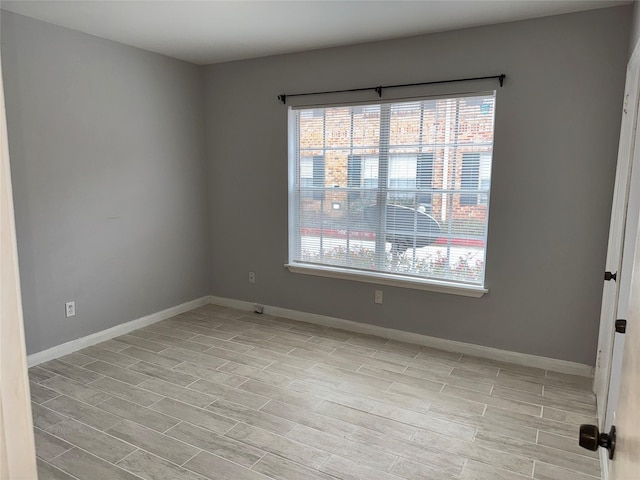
[297,98,494,230]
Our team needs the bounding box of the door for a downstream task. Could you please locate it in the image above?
[602,95,640,476]
[609,194,640,479]
[598,39,640,479]
[594,44,640,428]
[0,54,37,478]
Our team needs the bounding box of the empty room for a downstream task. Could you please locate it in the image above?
[2,1,640,479]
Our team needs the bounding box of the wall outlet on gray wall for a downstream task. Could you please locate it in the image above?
[65,301,75,317]
[374,291,383,305]
[248,272,256,284]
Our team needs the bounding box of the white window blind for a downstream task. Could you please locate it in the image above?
[288,92,496,288]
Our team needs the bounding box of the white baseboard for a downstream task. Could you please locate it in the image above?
[27,296,210,367]
[209,295,594,377]
[27,293,593,377]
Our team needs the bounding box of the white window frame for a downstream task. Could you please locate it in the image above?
[286,94,495,298]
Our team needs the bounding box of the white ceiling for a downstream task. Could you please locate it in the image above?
[0,0,631,65]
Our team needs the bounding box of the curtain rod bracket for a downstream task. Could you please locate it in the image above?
[499,74,505,87]
[278,94,286,104]
[375,86,382,98]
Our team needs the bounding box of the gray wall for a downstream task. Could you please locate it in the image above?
[2,12,210,355]
[630,0,640,55]
[205,6,631,365]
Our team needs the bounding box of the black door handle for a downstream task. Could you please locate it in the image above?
[579,424,616,459]
[605,271,617,282]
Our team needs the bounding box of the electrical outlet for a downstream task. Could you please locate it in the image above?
[374,290,383,304]
[248,272,256,284]
[254,303,264,314]
[65,301,76,317]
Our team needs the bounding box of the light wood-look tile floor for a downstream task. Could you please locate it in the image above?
[30,304,600,480]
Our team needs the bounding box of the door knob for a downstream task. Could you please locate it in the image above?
[579,424,616,459]
[604,271,617,281]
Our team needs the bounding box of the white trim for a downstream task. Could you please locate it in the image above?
[600,448,609,480]
[209,296,593,377]
[26,296,210,367]
[285,264,488,298]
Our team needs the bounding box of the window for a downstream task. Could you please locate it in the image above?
[347,155,378,190]
[460,153,480,206]
[288,93,496,295]
[417,153,434,206]
[300,156,325,199]
[460,153,491,206]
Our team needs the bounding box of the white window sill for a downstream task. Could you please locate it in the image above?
[285,263,488,298]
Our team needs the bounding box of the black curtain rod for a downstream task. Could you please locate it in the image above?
[278,74,505,105]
